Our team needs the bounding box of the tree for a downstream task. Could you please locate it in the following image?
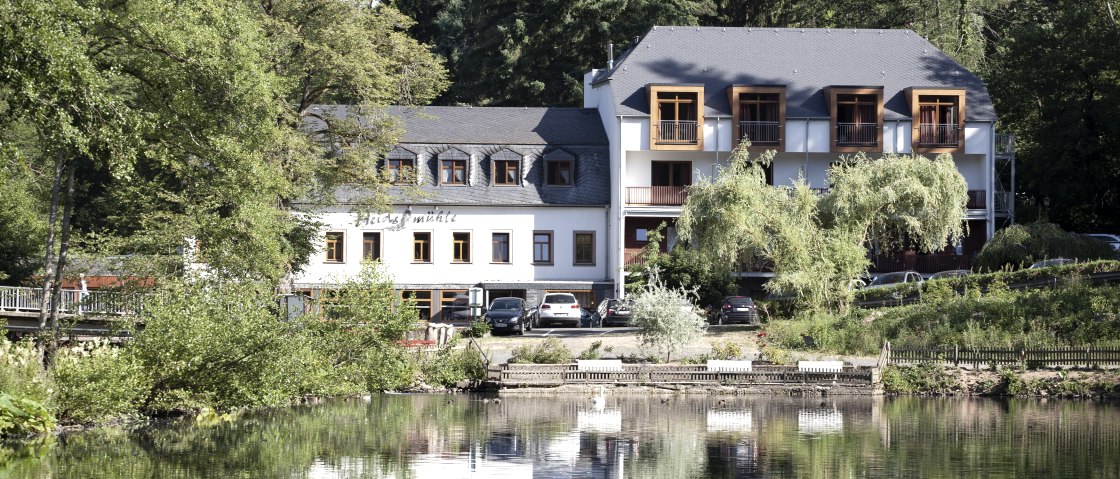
[987,0,1120,231]
[974,222,1116,271]
[678,146,968,311]
[630,272,706,362]
[626,226,737,311]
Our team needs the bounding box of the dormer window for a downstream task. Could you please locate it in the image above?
[490,149,522,186]
[438,148,470,186]
[827,87,883,152]
[648,85,705,150]
[908,88,965,153]
[385,147,417,185]
[543,149,575,187]
[728,86,785,151]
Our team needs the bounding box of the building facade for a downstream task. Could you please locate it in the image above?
[297,26,1005,316]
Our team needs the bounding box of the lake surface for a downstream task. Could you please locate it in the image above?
[3,394,1119,478]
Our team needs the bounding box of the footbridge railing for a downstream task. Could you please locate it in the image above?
[0,286,144,316]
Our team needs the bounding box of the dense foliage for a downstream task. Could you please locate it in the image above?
[508,337,572,364]
[974,222,1117,271]
[630,273,707,361]
[679,147,967,311]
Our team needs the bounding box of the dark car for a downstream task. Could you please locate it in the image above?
[485,297,531,335]
[714,296,760,326]
[597,298,634,327]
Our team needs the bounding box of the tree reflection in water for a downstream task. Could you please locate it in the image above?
[4,395,1120,478]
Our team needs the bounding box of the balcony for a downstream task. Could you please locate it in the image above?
[836,123,878,147]
[655,120,698,145]
[626,186,688,206]
[624,248,645,267]
[915,123,960,147]
[869,252,974,274]
[966,190,986,210]
[994,191,1012,215]
[738,121,781,145]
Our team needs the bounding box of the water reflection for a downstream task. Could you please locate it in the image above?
[3,395,1119,478]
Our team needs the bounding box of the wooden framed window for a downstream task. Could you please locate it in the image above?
[387,159,414,184]
[573,231,595,266]
[325,232,344,263]
[452,232,471,263]
[827,87,883,153]
[546,160,573,186]
[907,88,965,153]
[362,232,381,261]
[492,232,510,263]
[412,232,431,263]
[493,159,520,185]
[728,86,785,151]
[439,290,468,322]
[532,231,553,265]
[400,289,432,321]
[440,159,467,185]
[648,85,705,151]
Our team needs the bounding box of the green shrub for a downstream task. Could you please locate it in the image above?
[50,341,148,424]
[421,344,487,387]
[577,340,606,360]
[462,319,491,338]
[710,341,744,360]
[975,222,1116,271]
[0,393,54,438]
[508,337,571,364]
[881,364,960,394]
[0,338,49,405]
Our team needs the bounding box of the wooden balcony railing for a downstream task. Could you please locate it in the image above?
[624,248,646,267]
[655,120,698,145]
[738,121,781,145]
[625,186,688,206]
[916,123,960,147]
[836,123,878,147]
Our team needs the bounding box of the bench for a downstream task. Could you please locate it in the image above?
[576,359,624,372]
[706,360,753,372]
[798,360,844,373]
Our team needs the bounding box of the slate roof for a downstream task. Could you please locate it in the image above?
[595,27,996,122]
[303,106,610,207]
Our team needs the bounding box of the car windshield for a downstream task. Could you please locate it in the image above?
[870,272,908,286]
[724,297,754,305]
[544,294,576,304]
[490,299,521,311]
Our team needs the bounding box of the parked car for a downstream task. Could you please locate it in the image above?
[1086,233,1120,251]
[597,298,634,327]
[484,297,530,335]
[929,269,971,280]
[865,271,924,289]
[1029,258,1075,269]
[713,296,760,326]
[534,293,581,328]
[580,308,600,327]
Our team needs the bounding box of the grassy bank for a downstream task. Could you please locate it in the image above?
[881,364,1120,398]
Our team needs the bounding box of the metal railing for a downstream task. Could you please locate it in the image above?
[916,123,960,147]
[0,286,143,316]
[836,123,878,147]
[738,121,781,145]
[967,190,986,209]
[995,133,1016,155]
[655,120,698,145]
[625,186,688,206]
[868,253,975,274]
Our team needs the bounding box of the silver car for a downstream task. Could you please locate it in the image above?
[534,293,582,328]
[865,271,924,289]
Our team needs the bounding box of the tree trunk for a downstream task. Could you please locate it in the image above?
[46,160,77,362]
[36,153,65,331]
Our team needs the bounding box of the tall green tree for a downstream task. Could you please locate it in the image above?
[678,147,968,310]
[987,0,1120,231]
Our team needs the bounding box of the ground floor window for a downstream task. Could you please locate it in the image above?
[574,231,595,265]
[400,290,432,321]
[440,290,469,322]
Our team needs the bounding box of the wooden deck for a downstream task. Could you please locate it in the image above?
[488,363,876,387]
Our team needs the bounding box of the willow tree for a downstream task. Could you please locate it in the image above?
[678,146,967,311]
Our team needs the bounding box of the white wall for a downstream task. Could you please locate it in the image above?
[784,120,831,153]
[623,150,721,188]
[295,206,610,286]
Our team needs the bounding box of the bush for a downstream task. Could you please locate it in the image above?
[508,337,571,364]
[462,319,491,338]
[420,344,487,387]
[0,338,49,405]
[975,222,1116,271]
[631,272,707,362]
[577,340,611,360]
[881,364,960,394]
[50,341,148,424]
[709,341,743,360]
[0,393,54,438]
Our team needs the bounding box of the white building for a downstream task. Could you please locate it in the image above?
[297,26,1008,316]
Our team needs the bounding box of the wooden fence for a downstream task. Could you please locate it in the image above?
[489,363,874,387]
[882,342,1120,369]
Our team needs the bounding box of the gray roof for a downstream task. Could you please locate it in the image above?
[597,27,996,121]
[303,106,610,207]
[308,105,608,145]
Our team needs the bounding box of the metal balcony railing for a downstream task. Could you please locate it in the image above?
[836,123,878,147]
[625,186,688,206]
[994,191,1013,215]
[995,133,1016,155]
[738,121,781,145]
[966,190,986,209]
[916,123,960,147]
[656,120,698,145]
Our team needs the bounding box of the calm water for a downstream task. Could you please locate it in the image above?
[3,394,1119,478]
